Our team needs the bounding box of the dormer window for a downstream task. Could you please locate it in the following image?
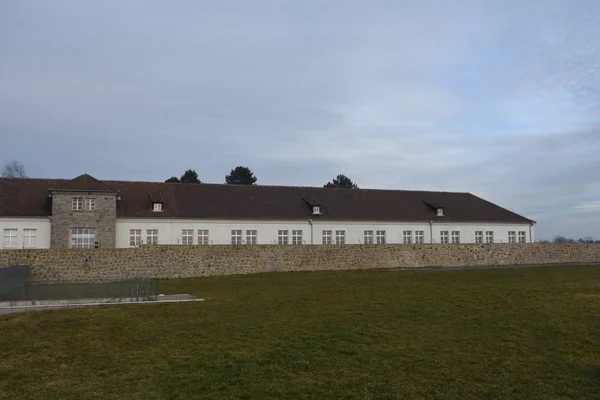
[149,190,166,212]
[301,194,322,216]
[423,200,444,218]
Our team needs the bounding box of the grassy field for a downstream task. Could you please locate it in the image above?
[1,266,599,399]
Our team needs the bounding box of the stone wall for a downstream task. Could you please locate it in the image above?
[50,191,117,248]
[0,243,599,282]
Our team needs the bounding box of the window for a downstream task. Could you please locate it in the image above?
[72,198,83,211]
[23,229,37,248]
[451,231,460,244]
[3,229,17,248]
[440,231,449,244]
[182,229,194,245]
[146,229,158,245]
[376,230,386,244]
[486,231,494,244]
[508,231,516,243]
[415,230,424,244]
[364,230,374,244]
[231,230,243,245]
[246,230,257,245]
[130,229,142,247]
[292,230,303,245]
[437,208,444,216]
[475,231,483,244]
[278,230,289,245]
[198,229,209,245]
[312,206,321,214]
[152,203,163,212]
[403,230,412,244]
[71,228,96,249]
[85,198,95,211]
[518,231,526,243]
[335,230,346,245]
[322,230,332,245]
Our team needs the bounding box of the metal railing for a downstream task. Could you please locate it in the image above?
[0,275,158,303]
[0,265,31,301]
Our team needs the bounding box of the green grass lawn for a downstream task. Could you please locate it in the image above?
[1,266,599,399]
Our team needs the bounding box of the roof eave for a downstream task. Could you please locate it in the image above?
[49,188,120,194]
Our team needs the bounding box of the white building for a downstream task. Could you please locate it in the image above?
[0,174,535,249]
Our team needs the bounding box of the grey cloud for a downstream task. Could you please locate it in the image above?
[1,0,600,240]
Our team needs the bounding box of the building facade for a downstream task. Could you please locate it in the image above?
[0,174,535,249]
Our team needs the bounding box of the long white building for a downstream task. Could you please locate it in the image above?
[0,174,535,249]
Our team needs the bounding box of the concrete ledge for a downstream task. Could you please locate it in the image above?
[0,294,203,315]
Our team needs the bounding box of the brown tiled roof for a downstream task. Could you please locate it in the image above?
[0,177,534,223]
[52,174,117,192]
[0,178,57,217]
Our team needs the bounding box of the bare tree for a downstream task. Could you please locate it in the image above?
[2,160,27,178]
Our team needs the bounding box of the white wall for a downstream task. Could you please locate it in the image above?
[430,222,535,244]
[0,218,52,249]
[115,218,535,247]
[0,217,535,250]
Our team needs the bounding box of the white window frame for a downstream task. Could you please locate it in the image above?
[415,230,424,244]
[451,231,460,244]
[486,231,494,244]
[231,230,243,245]
[403,230,412,244]
[72,197,83,211]
[198,229,209,245]
[518,231,526,243]
[440,231,449,244]
[23,229,37,249]
[475,231,483,244]
[182,229,194,245]
[335,230,346,245]
[322,230,332,245]
[152,203,163,212]
[3,228,18,248]
[246,230,257,245]
[376,230,386,244]
[84,198,95,211]
[146,229,158,245]
[130,229,142,247]
[364,230,374,244]
[312,206,321,214]
[71,228,96,249]
[292,230,303,245]
[278,230,289,245]
[437,208,444,216]
[508,231,516,243]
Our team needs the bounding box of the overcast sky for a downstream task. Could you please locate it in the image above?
[1,1,599,240]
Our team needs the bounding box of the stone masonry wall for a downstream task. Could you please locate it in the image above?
[0,243,599,283]
[50,192,117,249]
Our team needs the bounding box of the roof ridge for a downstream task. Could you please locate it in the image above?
[0,177,469,194]
[53,173,117,191]
[103,179,469,194]
[0,177,66,182]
